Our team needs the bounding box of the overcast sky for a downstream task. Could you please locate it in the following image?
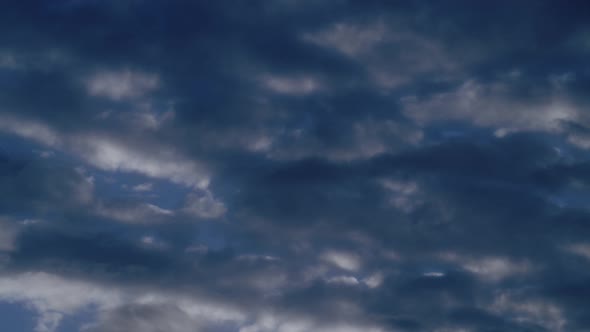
[1,1,590,331]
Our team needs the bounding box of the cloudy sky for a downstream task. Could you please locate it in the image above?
[1,1,590,331]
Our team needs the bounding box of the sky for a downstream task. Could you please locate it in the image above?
[1,1,590,331]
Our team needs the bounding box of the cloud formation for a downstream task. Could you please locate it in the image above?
[1,1,590,331]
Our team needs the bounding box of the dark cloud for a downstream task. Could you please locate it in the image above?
[0,1,590,332]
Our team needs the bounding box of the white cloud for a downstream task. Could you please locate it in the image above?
[240,311,387,332]
[0,269,391,332]
[0,116,228,224]
[132,182,153,192]
[0,272,122,332]
[0,115,62,146]
[133,110,175,130]
[262,74,320,96]
[489,292,566,332]
[326,275,359,286]
[0,116,211,189]
[139,236,169,250]
[96,202,174,224]
[303,20,467,88]
[402,79,579,135]
[37,150,55,158]
[362,272,383,289]
[380,179,422,213]
[237,254,280,262]
[423,272,445,278]
[462,258,531,281]
[564,243,590,260]
[74,135,210,189]
[320,251,361,271]
[183,191,227,219]
[85,69,159,100]
[0,272,248,332]
[246,135,273,153]
[441,253,532,282]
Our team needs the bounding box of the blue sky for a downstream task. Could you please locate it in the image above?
[1,1,590,331]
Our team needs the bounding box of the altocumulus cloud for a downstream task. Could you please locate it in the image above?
[1,1,590,331]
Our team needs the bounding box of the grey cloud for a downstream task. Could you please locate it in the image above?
[1,1,590,331]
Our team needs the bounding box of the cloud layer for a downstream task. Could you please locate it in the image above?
[1,1,590,331]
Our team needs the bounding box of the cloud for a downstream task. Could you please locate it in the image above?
[85,69,159,101]
[303,21,387,57]
[326,275,359,286]
[0,116,211,189]
[564,243,590,261]
[1,1,590,331]
[132,182,153,192]
[0,271,248,332]
[321,251,361,272]
[302,19,476,88]
[95,201,174,224]
[0,155,95,214]
[0,115,62,147]
[0,218,18,252]
[0,272,122,332]
[183,191,227,219]
[261,74,321,96]
[402,78,580,135]
[0,52,19,69]
[488,292,567,332]
[74,135,210,189]
[440,253,533,282]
